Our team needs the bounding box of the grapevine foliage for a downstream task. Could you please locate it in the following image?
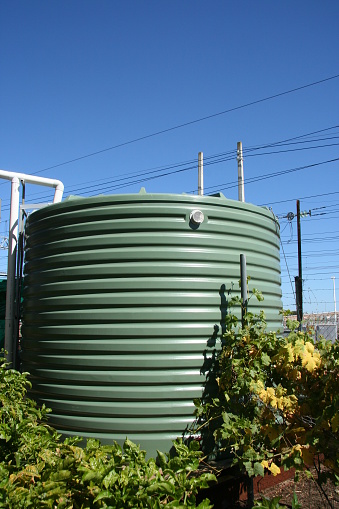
[193,291,339,486]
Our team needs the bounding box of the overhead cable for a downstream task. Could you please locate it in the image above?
[21,74,339,176]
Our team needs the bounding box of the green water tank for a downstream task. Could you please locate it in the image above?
[21,191,282,456]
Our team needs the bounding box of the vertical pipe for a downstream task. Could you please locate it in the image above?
[237,141,245,202]
[241,255,252,509]
[198,152,203,196]
[13,186,26,370]
[53,185,64,203]
[4,177,20,364]
[0,170,63,365]
[240,254,247,326]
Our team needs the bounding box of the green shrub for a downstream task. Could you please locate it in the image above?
[0,359,215,508]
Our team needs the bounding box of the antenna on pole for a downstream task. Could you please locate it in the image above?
[237,141,245,202]
[198,152,204,196]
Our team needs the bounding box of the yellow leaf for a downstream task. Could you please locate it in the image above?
[294,339,305,358]
[305,342,314,354]
[269,463,281,476]
[267,387,275,397]
[301,351,318,372]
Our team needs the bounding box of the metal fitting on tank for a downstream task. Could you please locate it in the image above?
[189,209,204,225]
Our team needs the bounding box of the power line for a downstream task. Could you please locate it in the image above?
[243,126,339,154]
[283,252,339,259]
[15,73,339,176]
[1,153,338,213]
[280,238,295,300]
[1,124,338,206]
[301,277,339,282]
[48,129,339,199]
[306,214,339,222]
[280,236,339,244]
[282,270,339,278]
[244,142,339,159]
[282,229,339,238]
[282,265,339,271]
[285,289,334,294]
[206,157,339,194]
[280,214,339,226]
[261,190,339,207]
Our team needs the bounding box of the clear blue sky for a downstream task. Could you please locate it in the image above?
[1,0,338,314]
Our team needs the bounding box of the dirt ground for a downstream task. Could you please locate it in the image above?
[255,471,339,509]
[197,465,339,508]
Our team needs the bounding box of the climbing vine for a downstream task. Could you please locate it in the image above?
[193,291,339,487]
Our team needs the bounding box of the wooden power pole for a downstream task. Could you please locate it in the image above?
[295,200,303,324]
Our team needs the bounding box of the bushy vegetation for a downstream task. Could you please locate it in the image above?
[1,290,338,508]
[0,359,216,508]
[193,290,339,505]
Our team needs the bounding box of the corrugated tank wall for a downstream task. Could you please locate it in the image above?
[21,191,282,456]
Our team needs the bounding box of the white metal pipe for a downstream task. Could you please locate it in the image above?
[4,178,20,362]
[198,152,204,196]
[0,170,64,203]
[1,170,64,364]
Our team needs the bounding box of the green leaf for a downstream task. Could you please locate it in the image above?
[253,462,265,477]
[49,469,72,481]
[102,470,119,489]
[93,490,114,503]
[243,461,254,477]
[254,496,284,508]
[199,473,217,483]
[252,288,264,302]
[291,492,302,509]
[196,500,214,509]
[146,481,175,496]
[261,352,271,366]
[167,457,183,472]
[82,470,100,482]
[189,439,200,451]
[156,450,168,470]
[42,481,63,491]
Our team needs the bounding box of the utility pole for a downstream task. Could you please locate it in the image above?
[287,203,311,325]
[237,141,245,202]
[295,200,303,324]
[198,152,204,196]
[331,276,337,326]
